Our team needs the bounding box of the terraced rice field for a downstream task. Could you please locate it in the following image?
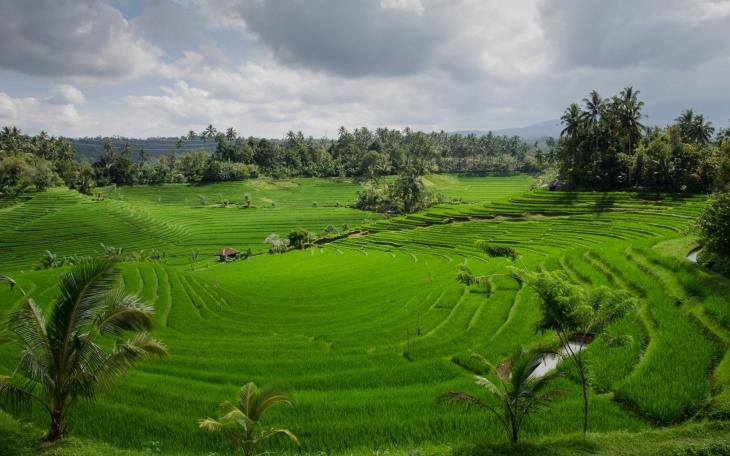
[1,174,729,454]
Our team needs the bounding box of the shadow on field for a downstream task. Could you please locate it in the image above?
[453,439,599,456]
[592,193,616,212]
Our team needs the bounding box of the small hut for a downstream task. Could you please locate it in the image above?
[216,248,239,262]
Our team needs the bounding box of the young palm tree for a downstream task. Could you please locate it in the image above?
[0,259,168,442]
[199,382,300,456]
[440,349,562,443]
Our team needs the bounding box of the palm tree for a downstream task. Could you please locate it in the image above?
[692,114,715,145]
[225,127,238,141]
[0,259,168,442]
[560,103,583,142]
[440,349,562,443]
[201,124,217,142]
[199,382,300,456]
[187,130,197,141]
[581,91,604,127]
[617,86,645,155]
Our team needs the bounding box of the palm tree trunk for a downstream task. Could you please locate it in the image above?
[243,439,253,456]
[45,409,67,442]
[579,368,589,434]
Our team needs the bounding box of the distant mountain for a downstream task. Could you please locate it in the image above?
[452,119,561,140]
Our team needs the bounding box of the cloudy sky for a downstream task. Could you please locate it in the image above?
[0,0,729,138]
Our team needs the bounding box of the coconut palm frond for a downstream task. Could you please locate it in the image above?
[198,417,224,432]
[95,291,154,336]
[47,259,118,349]
[8,298,49,352]
[0,376,38,414]
[253,384,296,418]
[0,274,17,291]
[258,427,300,446]
[238,382,259,416]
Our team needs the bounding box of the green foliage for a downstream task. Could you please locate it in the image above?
[697,191,730,274]
[475,242,518,261]
[552,89,724,191]
[440,349,562,443]
[520,269,635,432]
[264,233,289,253]
[199,382,299,456]
[287,228,314,249]
[1,176,728,454]
[0,259,169,442]
[355,171,441,214]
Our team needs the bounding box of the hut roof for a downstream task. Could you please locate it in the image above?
[216,248,239,256]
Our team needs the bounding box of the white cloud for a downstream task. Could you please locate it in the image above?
[0,0,161,81]
[380,0,425,15]
[46,85,86,106]
[0,0,729,137]
[0,92,86,134]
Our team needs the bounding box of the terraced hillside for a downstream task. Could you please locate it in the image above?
[0,174,533,271]
[1,175,728,455]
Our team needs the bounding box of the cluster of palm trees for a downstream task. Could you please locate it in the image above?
[554,87,725,192]
[181,125,238,147]
[675,109,715,145]
[556,87,646,189]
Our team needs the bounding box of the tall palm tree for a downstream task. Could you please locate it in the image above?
[0,259,168,442]
[440,349,562,443]
[560,103,583,142]
[692,114,715,145]
[199,382,300,456]
[201,124,217,142]
[225,127,238,141]
[618,86,645,155]
[581,91,604,127]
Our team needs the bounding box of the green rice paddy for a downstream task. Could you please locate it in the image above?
[1,174,728,454]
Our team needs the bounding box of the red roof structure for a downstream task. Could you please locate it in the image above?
[215,248,239,260]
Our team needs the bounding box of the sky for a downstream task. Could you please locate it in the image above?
[0,0,729,138]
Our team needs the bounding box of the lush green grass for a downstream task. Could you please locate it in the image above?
[3,410,729,456]
[1,175,729,454]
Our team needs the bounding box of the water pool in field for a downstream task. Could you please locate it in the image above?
[532,342,586,378]
[687,249,700,263]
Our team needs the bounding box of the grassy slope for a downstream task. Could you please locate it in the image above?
[2,174,730,454]
[2,411,728,456]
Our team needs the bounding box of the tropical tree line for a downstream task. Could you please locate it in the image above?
[550,87,730,191]
[0,124,539,195]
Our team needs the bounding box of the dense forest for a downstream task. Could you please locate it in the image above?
[0,126,536,195]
